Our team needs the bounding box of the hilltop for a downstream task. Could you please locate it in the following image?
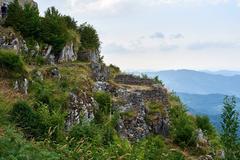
[0,1,224,160]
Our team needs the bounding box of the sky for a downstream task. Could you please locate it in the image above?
[35,0,240,71]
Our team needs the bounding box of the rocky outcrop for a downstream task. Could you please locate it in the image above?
[58,43,77,63]
[0,27,28,53]
[78,51,99,62]
[91,62,110,81]
[94,81,170,141]
[65,91,97,130]
[116,91,150,141]
[114,74,155,86]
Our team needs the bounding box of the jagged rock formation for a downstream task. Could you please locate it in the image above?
[58,43,77,63]
[66,91,97,130]
[94,78,170,141]
[0,26,28,53]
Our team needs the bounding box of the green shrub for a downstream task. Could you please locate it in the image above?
[0,126,63,160]
[94,91,112,123]
[5,0,40,40]
[169,93,197,147]
[109,64,121,79]
[131,135,185,160]
[40,7,70,57]
[11,101,65,141]
[0,49,26,77]
[196,115,216,137]
[78,23,100,52]
[11,101,40,138]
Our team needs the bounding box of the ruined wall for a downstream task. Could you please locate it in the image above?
[114,74,155,86]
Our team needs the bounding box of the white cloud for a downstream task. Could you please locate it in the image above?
[64,0,237,14]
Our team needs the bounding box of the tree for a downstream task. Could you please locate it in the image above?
[169,93,197,147]
[78,23,101,52]
[196,115,216,137]
[40,7,70,58]
[5,0,24,30]
[5,0,40,39]
[221,96,240,160]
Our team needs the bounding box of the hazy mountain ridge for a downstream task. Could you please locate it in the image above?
[145,69,240,96]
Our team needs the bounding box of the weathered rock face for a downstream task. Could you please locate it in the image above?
[114,74,155,86]
[82,50,110,81]
[94,81,170,141]
[58,43,77,63]
[115,90,150,141]
[65,91,97,130]
[137,85,169,106]
[91,62,110,81]
[78,51,99,63]
[0,27,28,53]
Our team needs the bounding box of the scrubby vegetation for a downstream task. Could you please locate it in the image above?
[0,0,237,159]
[0,49,26,77]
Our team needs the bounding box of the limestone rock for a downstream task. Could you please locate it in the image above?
[66,91,97,130]
[0,26,27,53]
[14,78,29,95]
[58,43,77,63]
[94,81,170,141]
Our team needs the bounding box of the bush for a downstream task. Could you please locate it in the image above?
[169,93,197,147]
[5,0,40,39]
[196,115,216,137]
[0,49,26,77]
[39,7,69,57]
[78,23,101,52]
[131,135,185,160]
[11,101,65,141]
[94,91,112,123]
[11,101,39,137]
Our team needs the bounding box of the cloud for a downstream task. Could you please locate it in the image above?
[188,41,240,50]
[170,33,184,39]
[103,43,130,54]
[64,0,236,14]
[159,44,179,51]
[150,32,165,39]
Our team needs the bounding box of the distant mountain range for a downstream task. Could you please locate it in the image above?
[143,69,240,131]
[177,92,240,115]
[145,69,240,97]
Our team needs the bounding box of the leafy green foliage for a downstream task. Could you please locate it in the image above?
[94,91,112,123]
[109,64,121,79]
[79,23,101,52]
[40,7,70,56]
[131,136,185,160]
[0,49,26,77]
[11,101,65,141]
[221,96,240,160]
[169,93,197,148]
[196,115,216,137]
[5,0,40,39]
[0,126,63,160]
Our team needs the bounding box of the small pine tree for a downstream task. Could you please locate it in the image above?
[5,0,24,29]
[221,96,240,160]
